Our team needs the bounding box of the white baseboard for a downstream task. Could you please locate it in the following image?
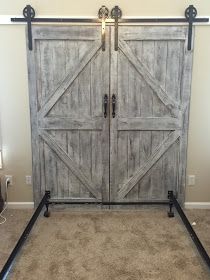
[184,202,210,209]
[7,202,34,209]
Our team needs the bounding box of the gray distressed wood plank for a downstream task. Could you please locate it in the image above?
[119,40,180,116]
[137,40,154,200]
[53,131,69,198]
[33,26,101,40]
[27,36,42,205]
[67,131,80,198]
[110,26,119,201]
[116,49,129,198]
[91,51,103,117]
[39,41,101,118]
[119,26,187,41]
[118,117,181,131]
[91,132,102,195]
[163,40,183,199]
[118,131,181,199]
[150,41,167,200]
[44,132,58,198]
[40,130,101,199]
[79,131,92,198]
[78,41,92,118]
[39,117,103,130]
[178,35,194,205]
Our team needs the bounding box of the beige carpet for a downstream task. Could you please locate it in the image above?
[0,208,210,280]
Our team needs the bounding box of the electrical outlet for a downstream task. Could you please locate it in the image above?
[188,175,196,186]
[25,175,32,185]
[5,175,13,186]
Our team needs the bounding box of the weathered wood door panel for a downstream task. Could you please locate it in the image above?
[110,26,193,203]
[28,25,193,205]
[27,26,110,204]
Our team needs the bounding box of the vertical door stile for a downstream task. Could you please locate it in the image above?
[110,26,118,201]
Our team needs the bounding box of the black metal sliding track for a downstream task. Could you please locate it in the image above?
[11,4,209,51]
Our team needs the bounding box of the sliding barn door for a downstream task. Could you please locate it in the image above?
[110,26,193,203]
[28,25,193,205]
[27,26,109,205]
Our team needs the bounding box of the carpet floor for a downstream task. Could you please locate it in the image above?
[0,208,210,280]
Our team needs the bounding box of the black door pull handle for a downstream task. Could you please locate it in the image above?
[112,94,116,118]
[104,94,108,118]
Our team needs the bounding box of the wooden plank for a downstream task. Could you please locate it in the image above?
[125,41,141,200]
[35,40,42,110]
[39,40,67,106]
[98,30,110,201]
[116,50,129,197]
[119,40,180,117]
[118,117,182,131]
[44,132,58,198]
[45,41,68,198]
[118,131,181,199]
[91,132,102,196]
[39,117,103,130]
[53,131,69,198]
[67,131,80,198]
[109,26,119,201]
[79,131,92,198]
[119,26,187,41]
[162,41,183,200]
[118,52,129,118]
[178,35,194,205]
[91,51,103,117]
[39,137,46,195]
[64,41,79,118]
[78,42,92,118]
[40,130,101,199]
[126,131,140,200]
[38,41,101,118]
[138,40,154,200]
[33,25,101,40]
[38,40,53,103]
[27,36,42,205]
[150,41,167,200]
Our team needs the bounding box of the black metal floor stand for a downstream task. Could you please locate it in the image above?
[0,190,210,279]
[169,191,210,269]
[0,191,50,280]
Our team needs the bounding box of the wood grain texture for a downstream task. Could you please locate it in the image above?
[119,26,188,41]
[27,26,109,204]
[40,130,101,199]
[27,25,193,205]
[39,41,101,119]
[119,40,181,117]
[110,26,193,202]
[118,131,181,200]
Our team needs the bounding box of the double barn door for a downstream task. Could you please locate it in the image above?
[27,25,193,205]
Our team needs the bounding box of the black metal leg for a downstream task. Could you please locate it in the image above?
[173,195,210,270]
[168,190,175,218]
[44,190,51,218]
[0,191,50,279]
